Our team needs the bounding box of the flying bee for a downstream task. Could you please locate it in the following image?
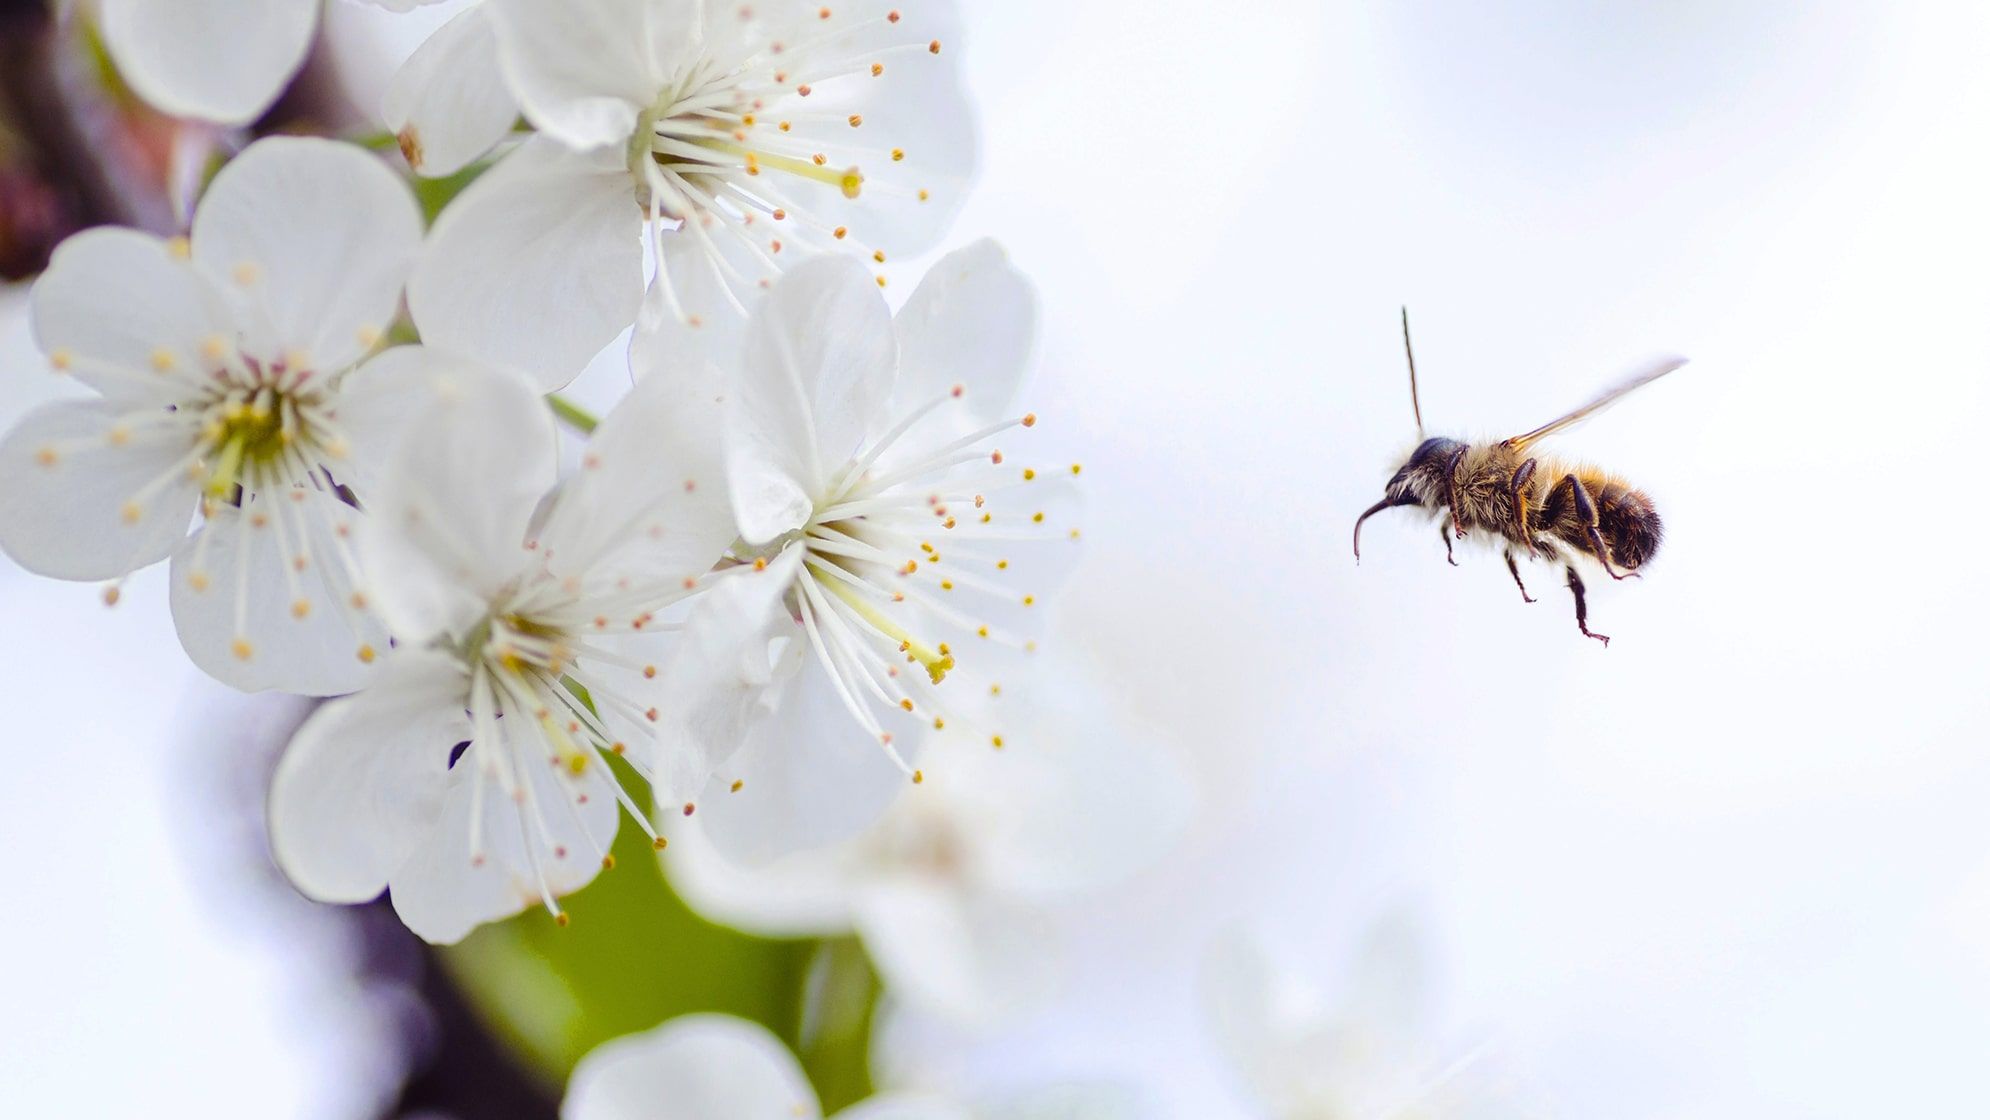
[1352,309,1684,646]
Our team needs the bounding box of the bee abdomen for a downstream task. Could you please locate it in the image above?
[1596,486,1662,570]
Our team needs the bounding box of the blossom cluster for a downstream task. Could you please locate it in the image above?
[4,0,1093,948]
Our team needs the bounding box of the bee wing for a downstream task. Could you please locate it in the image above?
[1503,356,1687,451]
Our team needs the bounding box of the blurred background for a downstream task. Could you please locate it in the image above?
[6,0,1990,1116]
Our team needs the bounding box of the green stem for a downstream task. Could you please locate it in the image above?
[796,938,881,1111]
[547,394,600,435]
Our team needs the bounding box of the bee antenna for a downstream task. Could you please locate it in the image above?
[1401,306,1424,438]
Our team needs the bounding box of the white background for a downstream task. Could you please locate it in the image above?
[6,1,1990,1116]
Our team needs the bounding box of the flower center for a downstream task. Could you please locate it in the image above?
[752,383,1075,765]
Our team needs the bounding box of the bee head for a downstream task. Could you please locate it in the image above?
[1384,437,1467,505]
[1355,437,1466,562]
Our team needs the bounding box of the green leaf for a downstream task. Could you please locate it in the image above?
[438,811,817,1093]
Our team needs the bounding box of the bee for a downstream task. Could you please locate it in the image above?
[1352,310,1684,646]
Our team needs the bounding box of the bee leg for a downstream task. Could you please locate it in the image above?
[1503,548,1536,602]
[1565,564,1609,646]
[1443,446,1470,539]
[1439,522,1459,566]
[1561,473,1638,581]
[1509,459,1538,557]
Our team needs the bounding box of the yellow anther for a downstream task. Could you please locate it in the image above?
[357,644,376,664]
[1032,512,1045,523]
[601,854,616,870]
[232,261,260,286]
[567,753,589,776]
[555,911,571,927]
[731,779,745,792]
[992,735,1004,748]
[165,236,191,260]
[150,347,175,372]
[918,188,930,201]
[912,769,925,784]
[102,586,121,607]
[1023,468,1037,481]
[1071,463,1084,475]
[120,501,141,524]
[189,571,211,592]
[201,335,227,361]
[899,698,914,711]
[871,63,884,77]
[33,447,57,467]
[848,114,864,128]
[48,348,73,372]
[891,148,905,162]
[290,598,311,620]
[231,637,254,661]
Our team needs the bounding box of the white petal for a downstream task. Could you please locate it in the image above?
[100,0,318,124]
[169,490,387,696]
[956,670,1193,902]
[837,1095,974,1120]
[852,881,1057,1025]
[694,648,914,865]
[561,1014,819,1120]
[0,400,198,580]
[408,136,644,387]
[191,137,423,371]
[359,0,454,12]
[645,547,803,805]
[892,240,1037,431]
[487,0,699,151]
[537,344,735,589]
[754,2,976,258]
[727,256,896,542]
[638,216,775,380]
[388,738,619,944]
[356,354,554,639]
[330,342,531,498]
[30,227,229,406]
[1202,932,1283,1097]
[662,812,863,937]
[266,647,468,904]
[382,4,520,177]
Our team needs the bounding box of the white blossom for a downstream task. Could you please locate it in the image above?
[642,241,1080,864]
[563,1013,969,1120]
[266,348,740,943]
[1206,920,1526,1120]
[92,0,451,126]
[406,0,976,384]
[666,658,1193,1024]
[381,1,522,178]
[0,137,421,694]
